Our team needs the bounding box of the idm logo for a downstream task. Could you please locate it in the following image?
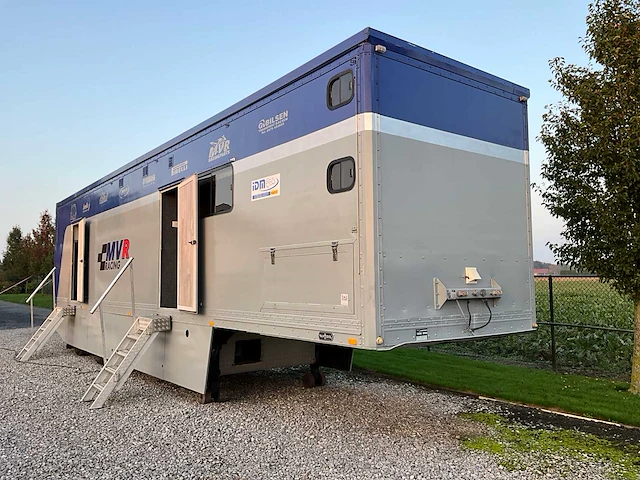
[251,174,281,202]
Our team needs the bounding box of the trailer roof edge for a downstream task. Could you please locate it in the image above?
[57,27,529,208]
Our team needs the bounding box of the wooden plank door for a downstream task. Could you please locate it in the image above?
[177,174,198,312]
[76,218,87,303]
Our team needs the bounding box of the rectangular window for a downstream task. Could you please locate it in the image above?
[143,165,149,177]
[327,157,356,193]
[199,164,233,218]
[327,70,354,109]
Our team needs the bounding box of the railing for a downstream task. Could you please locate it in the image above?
[0,275,33,295]
[90,257,135,362]
[25,268,56,329]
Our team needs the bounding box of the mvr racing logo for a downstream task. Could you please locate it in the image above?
[97,239,130,271]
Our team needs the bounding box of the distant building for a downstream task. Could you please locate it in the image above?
[534,268,552,276]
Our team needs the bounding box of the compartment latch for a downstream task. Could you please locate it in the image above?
[332,242,338,261]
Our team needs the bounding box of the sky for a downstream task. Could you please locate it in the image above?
[0,0,590,262]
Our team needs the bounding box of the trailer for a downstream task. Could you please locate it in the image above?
[25,28,535,406]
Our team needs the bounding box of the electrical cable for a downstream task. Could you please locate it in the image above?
[471,299,493,332]
[466,300,472,330]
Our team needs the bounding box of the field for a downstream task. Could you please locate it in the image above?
[434,276,635,375]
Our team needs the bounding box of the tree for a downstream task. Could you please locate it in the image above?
[1,226,30,287]
[28,210,55,278]
[538,0,640,392]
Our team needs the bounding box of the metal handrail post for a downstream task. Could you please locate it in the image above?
[25,267,55,304]
[99,304,107,363]
[52,269,57,309]
[89,257,134,364]
[130,261,136,319]
[30,299,34,330]
[90,257,134,314]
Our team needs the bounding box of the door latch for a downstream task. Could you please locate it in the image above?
[270,248,276,265]
[189,240,197,245]
[332,242,338,261]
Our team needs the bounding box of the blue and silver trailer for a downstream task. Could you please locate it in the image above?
[50,28,534,403]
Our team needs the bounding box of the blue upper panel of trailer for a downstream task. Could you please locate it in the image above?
[57,27,530,216]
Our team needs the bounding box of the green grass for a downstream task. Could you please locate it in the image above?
[460,412,640,478]
[354,348,640,427]
[0,293,53,309]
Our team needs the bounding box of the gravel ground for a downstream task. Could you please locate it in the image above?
[0,328,619,480]
[0,300,48,330]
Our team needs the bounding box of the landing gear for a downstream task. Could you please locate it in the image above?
[201,329,234,404]
[303,362,326,388]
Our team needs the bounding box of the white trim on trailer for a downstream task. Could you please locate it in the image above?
[233,113,526,176]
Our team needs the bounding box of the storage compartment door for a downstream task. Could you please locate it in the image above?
[177,174,198,312]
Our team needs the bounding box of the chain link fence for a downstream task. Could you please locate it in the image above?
[434,275,635,378]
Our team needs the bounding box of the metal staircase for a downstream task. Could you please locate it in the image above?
[16,306,75,362]
[81,316,171,409]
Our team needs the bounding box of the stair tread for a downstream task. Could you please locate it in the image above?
[105,366,117,374]
[93,383,104,391]
[115,350,129,357]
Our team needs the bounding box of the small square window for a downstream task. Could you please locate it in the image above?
[327,70,354,110]
[327,157,356,193]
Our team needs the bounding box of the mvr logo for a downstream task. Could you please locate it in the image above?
[97,239,130,271]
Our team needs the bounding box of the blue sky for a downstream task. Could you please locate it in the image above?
[0,0,589,262]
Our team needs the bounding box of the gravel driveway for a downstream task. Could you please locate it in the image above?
[0,324,618,480]
[0,300,49,330]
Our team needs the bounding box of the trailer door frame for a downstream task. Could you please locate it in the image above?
[177,174,199,312]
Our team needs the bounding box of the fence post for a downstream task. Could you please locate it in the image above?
[548,275,556,371]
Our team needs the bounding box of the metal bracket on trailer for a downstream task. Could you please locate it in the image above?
[433,277,503,310]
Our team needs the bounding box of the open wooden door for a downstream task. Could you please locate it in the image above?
[75,218,87,303]
[177,174,198,312]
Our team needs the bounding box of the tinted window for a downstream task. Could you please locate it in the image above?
[199,165,233,217]
[327,70,354,109]
[327,157,355,193]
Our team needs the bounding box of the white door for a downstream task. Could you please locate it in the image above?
[76,218,86,303]
[177,174,198,312]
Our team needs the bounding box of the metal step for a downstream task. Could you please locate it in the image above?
[16,307,70,362]
[81,316,171,409]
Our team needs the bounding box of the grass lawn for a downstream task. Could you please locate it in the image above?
[0,293,53,309]
[354,348,640,427]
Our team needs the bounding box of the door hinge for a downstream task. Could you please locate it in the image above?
[332,242,338,261]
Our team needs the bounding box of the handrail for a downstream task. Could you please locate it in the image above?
[0,275,32,296]
[90,257,134,314]
[26,267,55,303]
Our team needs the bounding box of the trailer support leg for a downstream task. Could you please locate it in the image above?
[201,329,233,404]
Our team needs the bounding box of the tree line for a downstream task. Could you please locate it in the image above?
[0,211,55,292]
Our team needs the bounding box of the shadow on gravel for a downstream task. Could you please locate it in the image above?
[0,300,49,330]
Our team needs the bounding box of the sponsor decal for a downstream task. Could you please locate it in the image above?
[340,293,349,306]
[97,238,130,271]
[119,185,130,199]
[70,204,77,221]
[99,192,108,205]
[318,332,334,342]
[171,160,188,176]
[251,173,280,201]
[143,173,156,187]
[208,135,231,162]
[415,328,429,339]
[82,201,90,214]
[258,110,288,134]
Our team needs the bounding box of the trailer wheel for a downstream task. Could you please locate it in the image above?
[302,372,316,388]
[316,372,326,387]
